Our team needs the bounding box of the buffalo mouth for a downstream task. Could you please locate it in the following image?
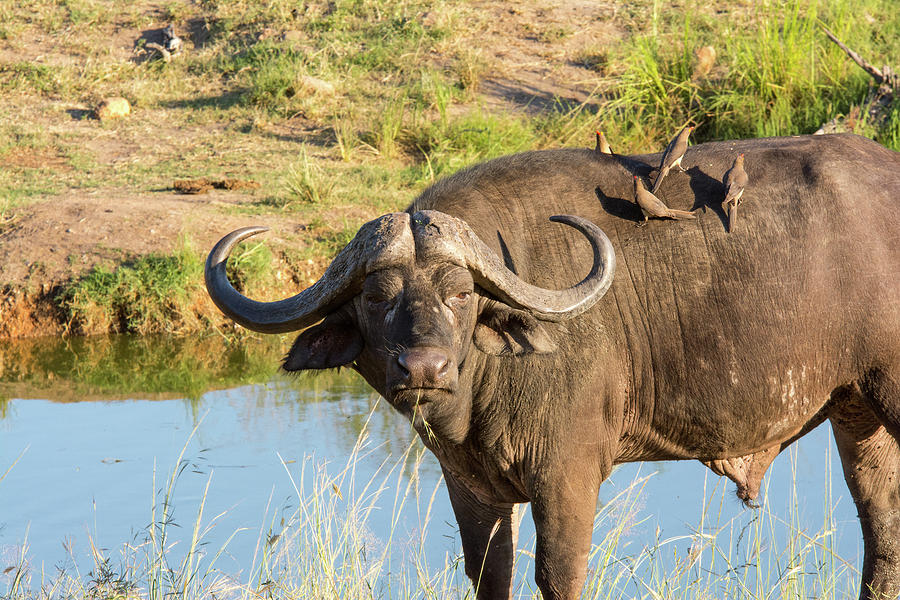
[390,385,453,401]
[388,386,454,412]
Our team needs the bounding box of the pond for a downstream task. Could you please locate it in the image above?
[0,335,861,598]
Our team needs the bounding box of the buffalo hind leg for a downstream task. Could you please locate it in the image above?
[444,469,520,600]
[830,380,900,600]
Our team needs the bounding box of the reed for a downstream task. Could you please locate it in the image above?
[1,413,857,599]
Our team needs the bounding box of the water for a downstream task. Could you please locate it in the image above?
[0,336,862,596]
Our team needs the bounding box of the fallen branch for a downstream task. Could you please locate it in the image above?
[145,42,171,63]
[821,26,891,85]
[816,25,897,135]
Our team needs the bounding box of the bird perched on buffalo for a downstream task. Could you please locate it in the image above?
[633,176,696,222]
[651,125,694,193]
[594,131,612,155]
[722,154,748,232]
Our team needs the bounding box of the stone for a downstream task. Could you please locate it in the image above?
[299,75,335,95]
[95,97,131,120]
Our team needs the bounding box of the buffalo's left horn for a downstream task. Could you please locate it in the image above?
[413,211,615,321]
[205,213,413,333]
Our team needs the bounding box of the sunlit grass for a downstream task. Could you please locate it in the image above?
[56,237,293,336]
[586,0,900,152]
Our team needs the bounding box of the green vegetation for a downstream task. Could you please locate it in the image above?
[882,96,900,149]
[0,124,66,208]
[59,242,205,334]
[603,0,900,148]
[0,0,897,333]
[57,238,281,335]
[0,418,856,599]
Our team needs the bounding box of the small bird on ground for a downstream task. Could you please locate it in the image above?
[163,24,183,53]
[633,176,697,222]
[594,130,612,155]
[651,125,694,193]
[722,153,748,232]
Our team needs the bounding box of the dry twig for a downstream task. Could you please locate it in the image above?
[145,42,171,63]
[816,25,898,134]
[821,26,899,89]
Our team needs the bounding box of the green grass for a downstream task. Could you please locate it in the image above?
[0,416,857,599]
[878,96,900,149]
[56,238,280,336]
[0,122,67,214]
[280,145,338,206]
[58,242,206,335]
[597,0,900,151]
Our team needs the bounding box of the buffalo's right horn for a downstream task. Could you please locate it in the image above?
[205,213,413,333]
[411,211,615,321]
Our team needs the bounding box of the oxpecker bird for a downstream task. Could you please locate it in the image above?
[651,125,694,193]
[594,131,612,155]
[722,154,748,232]
[633,176,697,222]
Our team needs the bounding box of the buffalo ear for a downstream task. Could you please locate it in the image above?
[283,311,363,371]
[473,304,557,356]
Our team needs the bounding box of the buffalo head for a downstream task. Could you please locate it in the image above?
[205,210,615,442]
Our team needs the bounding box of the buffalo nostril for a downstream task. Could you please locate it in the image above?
[396,354,412,379]
[434,356,450,378]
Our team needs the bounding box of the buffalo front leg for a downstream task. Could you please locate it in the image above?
[830,382,900,600]
[444,469,520,600]
[530,475,600,600]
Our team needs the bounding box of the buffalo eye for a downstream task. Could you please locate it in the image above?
[365,293,395,311]
[447,291,471,308]
[362,271,401,312]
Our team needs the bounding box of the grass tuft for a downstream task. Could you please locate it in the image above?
[453,47,489,98]
[57,239,282,336]
[59,241,206,335]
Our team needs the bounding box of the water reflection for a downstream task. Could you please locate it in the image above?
[0,334,286,402]
[0,335,863,597]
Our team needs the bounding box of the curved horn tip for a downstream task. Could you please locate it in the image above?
[549,214,575,226]
[547,215,615,261]
[225,225,270,242]
[548,215,594,229]
[208,226,271,266]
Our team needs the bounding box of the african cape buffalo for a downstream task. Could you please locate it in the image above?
[206,133,900,600]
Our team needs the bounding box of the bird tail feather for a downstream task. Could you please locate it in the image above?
[728,204,738,232]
